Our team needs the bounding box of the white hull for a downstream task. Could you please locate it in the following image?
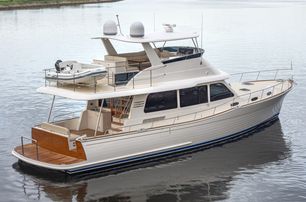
[12,91,286,174]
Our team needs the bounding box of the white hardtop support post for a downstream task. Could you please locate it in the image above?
[47,95,55,123]
[102,38,117,56]
[142,42,162,66]
[94,99,104,137]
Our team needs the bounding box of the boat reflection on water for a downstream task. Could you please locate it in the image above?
[14,120,290,201]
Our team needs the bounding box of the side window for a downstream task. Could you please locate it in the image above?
[144,90,177,113]
[210,83,234,102]
[179,86,208,107]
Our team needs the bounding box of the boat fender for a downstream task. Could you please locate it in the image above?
[55,59,63,72]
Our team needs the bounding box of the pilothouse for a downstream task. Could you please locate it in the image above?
[12,20,294,174]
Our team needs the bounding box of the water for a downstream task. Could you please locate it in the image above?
[0,0,306,201]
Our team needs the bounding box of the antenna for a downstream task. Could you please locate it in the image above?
[153,13,156,32]
[116,14,123,35]
[200,13,204,65]
[291,60,293,70]
[162,24,176,32]
[201,13,203,50]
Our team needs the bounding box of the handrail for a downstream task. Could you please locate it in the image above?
[230,68,292,82]
[120,96,133,119]
[230,68,291,75]
[116,78,292,132]
[21,136,39,160]
[44,68,98,92]
[127,65,209,87]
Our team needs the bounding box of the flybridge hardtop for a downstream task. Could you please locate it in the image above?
[94,31,200,43]
[12,19,294,175]
[97,21,199,43]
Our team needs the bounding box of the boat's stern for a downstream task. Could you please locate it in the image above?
[12,124,87,172]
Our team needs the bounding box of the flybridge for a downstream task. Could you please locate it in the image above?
[39,20,218,100]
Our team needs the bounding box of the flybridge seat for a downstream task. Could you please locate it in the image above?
[93,46,201,71]
[91,46,203,86]
[93,56,139,85]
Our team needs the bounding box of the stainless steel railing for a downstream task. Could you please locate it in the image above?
[230,68,293,82]
[20,136,39,160]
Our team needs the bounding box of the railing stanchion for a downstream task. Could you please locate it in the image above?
[150,70,152,87]
[240,73,244,82]
[56,72,59,87]
[261,89,264,99]
[44,69,47,87]
[94,76,96,93]
[94,99,104,137]
[256,71,260,80]
[133,77,135,89]
[21,137,24,155]
[274,70,279,80]
[112,72,116,91]
[107,71,110,85]
[36,143,39,160]
[20,137,38,160]
[48,95,55,123]
[73,74,76,92]
[288,79,290,89]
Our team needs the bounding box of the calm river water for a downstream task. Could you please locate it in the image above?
[1,0,306,201]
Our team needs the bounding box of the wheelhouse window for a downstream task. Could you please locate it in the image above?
[210,83,234,102]
[179,86,208,107]
[144,90,177,113]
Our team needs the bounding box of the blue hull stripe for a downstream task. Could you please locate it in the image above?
[66,113,279,174]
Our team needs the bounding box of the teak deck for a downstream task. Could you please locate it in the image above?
[15,144,84,165]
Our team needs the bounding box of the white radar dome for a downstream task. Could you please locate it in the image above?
[103,20,117,35]
[130,22,145,37]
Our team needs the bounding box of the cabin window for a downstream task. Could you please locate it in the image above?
[210,83,234,102]
[115,72,138,85]
[179,86,208,107]
[144,90,177,113]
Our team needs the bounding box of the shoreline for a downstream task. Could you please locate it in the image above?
[0,0,121,11]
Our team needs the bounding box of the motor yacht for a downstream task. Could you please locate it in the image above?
[12,21,294,174]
